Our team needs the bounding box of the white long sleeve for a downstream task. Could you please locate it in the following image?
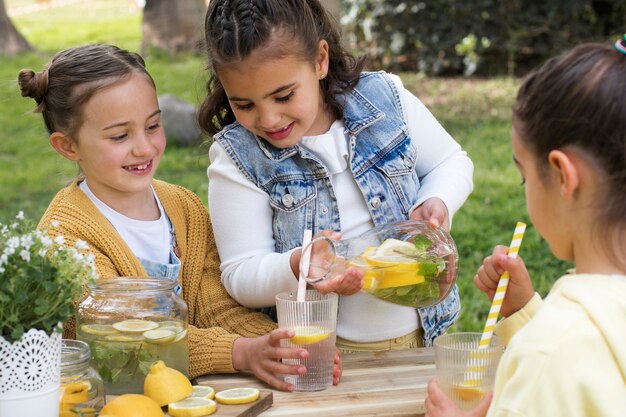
[208,73,473,318]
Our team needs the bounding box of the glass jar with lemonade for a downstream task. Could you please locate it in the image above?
[76,277,188,395]
[301,220,458,308]
[60,339,104,417]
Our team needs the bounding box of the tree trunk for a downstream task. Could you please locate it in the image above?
[0,0,33,56]
[141,0,206,55]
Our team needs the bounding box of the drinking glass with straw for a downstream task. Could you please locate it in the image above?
[434,222,526,410]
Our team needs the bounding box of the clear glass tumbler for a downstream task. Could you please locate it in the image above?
[59,339,105,417]
[275,290,338,392]
[435,332,504,411]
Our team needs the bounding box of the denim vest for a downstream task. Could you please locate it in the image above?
[214,71,459,345]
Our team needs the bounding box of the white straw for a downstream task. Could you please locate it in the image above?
[297,229,313,302]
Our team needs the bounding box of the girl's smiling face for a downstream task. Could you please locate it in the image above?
[216,39,332,148]
[70,73,165,209]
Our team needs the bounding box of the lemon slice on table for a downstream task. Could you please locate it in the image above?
[143,329,176,344]
[168,398,217,417]
[215,387,259,405]
[189,385,215,400]
[289,326,330,345]
[112,319,159,333]
[79,323,119,336]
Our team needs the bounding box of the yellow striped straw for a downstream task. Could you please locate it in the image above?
[479,221,527,348]
[462,222,527,387]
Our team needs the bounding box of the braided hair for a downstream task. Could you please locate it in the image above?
[198,0,365,135]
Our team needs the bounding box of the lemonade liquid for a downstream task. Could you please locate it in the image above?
[440,382,489,411]
[282,330,336,391]
[77,319,188,395]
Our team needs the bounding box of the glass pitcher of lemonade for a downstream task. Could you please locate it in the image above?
[76,277,188,395]
[300,220,458,308]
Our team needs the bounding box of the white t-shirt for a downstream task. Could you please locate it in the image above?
[207,73,474,341]
[79,180,170,264]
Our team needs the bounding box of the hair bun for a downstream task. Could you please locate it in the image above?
[18,68,49,103]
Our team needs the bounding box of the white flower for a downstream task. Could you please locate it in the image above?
[51,220,60,228]
[19,249,30,262]
[7,236,19,250]
[40,236,52,247]
[20,234,34,250]
[15,211,24,220]
[74,240,89,250]
[54,235,65,245]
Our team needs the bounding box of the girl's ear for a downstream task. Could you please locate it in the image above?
[316,39,330,79]
[547,150,579,199]
[49,132,80,161]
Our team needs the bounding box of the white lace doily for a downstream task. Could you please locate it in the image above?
[0,328,61,396]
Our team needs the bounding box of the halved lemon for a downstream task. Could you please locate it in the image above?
[168,398,217,417]
[289,326,330,345]
[374,238,419,258]
[189,385,215,400]
[215,387,259,405]
[79,323,119,336]
[143,329,176,344]
[112,319,159,333]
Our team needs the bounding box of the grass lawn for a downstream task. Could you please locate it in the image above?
[0,0,571,332]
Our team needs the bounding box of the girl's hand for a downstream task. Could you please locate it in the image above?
[474,245,534,317]
[410,197,450,231]
[333,348,342,385]
[425,378,491,417]
[232,328,308,391]
[312,266,364,295]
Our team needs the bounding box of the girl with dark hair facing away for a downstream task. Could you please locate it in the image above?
[20,43,341,391]
[426,38,626,417]
[199,0,474,352]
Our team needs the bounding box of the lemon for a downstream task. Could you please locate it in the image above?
[144,360,193,407]
[142,329,176,344]
[189,385,215,400]
[452,384,486,402]
[99,394,164,417]
[357,239,425,290]
[112,319,159,333]
[168,398,217,417]
[60,381,90,405]
[79,323,119,336]
[289,326,331,345]
[375,238,419,258]
[215,387,260,405]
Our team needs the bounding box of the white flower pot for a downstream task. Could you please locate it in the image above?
[0,328,62,417]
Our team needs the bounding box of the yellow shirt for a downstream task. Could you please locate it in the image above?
[39,180,277,378]
[489,274,626,416]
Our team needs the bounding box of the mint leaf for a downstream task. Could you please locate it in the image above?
[413,235,432,253]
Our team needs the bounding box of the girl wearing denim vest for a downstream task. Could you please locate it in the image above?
[199,0,474,350]
[21,44,339,391]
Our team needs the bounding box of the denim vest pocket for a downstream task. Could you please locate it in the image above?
[268,179,317,213]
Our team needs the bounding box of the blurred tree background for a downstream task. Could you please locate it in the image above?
[1,0,620,332]
[342,0,625,76]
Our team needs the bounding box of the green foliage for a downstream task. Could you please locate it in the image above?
[342,0,626,75]
[0,212,97,341]
[0,1,572,334]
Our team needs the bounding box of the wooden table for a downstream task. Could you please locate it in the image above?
[194,347,435,417]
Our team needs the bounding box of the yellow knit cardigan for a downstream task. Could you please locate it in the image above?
[39,180,277,378]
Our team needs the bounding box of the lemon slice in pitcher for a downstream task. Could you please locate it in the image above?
[79,323,119,336]
[289,326,330,345]
[215,387,259,405]
[112,319,158,333]
[143,329,177,344]
[361,239,424,289]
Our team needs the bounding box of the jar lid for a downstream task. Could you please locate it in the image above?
[61,339,91,368]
